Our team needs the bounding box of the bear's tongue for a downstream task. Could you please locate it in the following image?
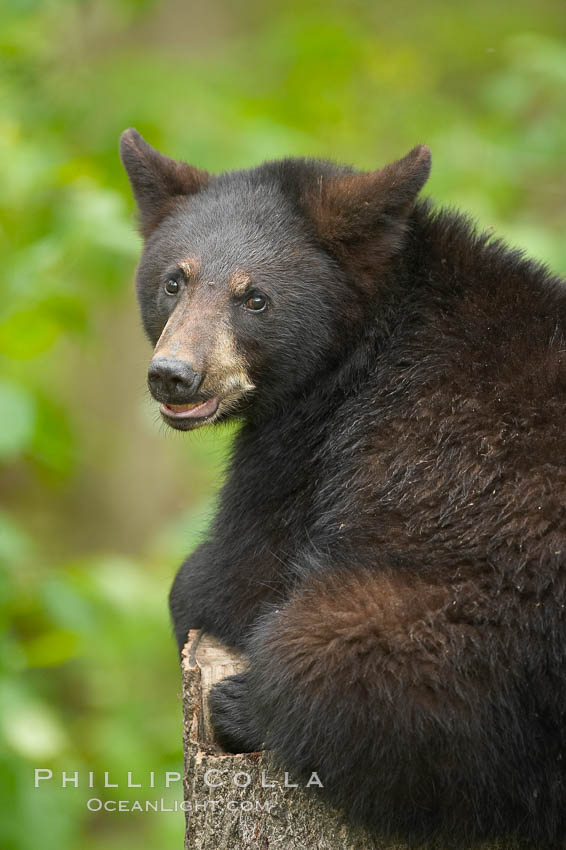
[162,397,220,419]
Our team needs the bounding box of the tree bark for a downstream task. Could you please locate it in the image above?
[181,629,407,850]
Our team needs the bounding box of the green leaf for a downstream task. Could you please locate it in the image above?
[0,308,61,359]
[0,381,36,460]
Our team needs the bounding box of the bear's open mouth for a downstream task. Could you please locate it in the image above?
[160,396,221,421]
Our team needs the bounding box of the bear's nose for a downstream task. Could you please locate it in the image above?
[147,357,202,403]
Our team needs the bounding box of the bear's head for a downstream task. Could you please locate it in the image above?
[120,129,430,430]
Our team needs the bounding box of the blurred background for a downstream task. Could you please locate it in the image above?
[1,0,565,847]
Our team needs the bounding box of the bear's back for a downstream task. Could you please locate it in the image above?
[306,211,566,634]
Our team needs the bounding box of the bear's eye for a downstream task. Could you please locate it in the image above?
[164,278,180,296]
[243,291,267,312]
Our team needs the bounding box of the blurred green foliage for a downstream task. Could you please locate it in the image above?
[1,0,565,847]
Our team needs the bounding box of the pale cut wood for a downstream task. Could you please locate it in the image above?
[181,629,408,850]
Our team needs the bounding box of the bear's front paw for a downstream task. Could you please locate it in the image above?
[208,672,264,754]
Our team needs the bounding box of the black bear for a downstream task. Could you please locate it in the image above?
[120,128,566,848]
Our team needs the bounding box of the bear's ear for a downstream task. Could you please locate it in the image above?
[305,145,431,285]
[119,129,209,238]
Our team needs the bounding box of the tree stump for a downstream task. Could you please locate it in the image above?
[181,629,407,850]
